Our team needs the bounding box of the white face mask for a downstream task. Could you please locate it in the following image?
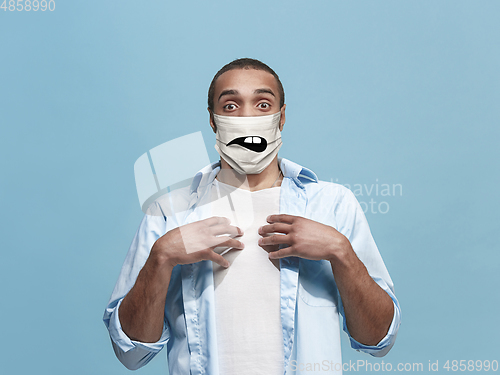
[214,112,282,175]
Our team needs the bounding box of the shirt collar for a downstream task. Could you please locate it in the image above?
[189,157,318,194]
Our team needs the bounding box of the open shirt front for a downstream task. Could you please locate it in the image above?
[103,158,401,375]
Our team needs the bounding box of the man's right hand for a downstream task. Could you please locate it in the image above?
[120,217,243,343]
[151,216,244,269]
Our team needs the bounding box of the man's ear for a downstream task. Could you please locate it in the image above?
[208,107,217,133]
[279,104,286,131]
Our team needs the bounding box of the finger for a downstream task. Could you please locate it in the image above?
[210,236,245,250]
[258,234,291,247]
[267,214,296,224]
[212,243,245,255]
[210,224,243,237]
[204,216,230,227]
[258,223,291,236]
[268,246,294,259]
[259,244,279,254]
[204,250,231,268]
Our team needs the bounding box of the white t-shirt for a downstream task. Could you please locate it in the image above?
[211,179,284,375]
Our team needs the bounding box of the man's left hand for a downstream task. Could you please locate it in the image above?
[258,214,351,261]
[259,214,394,346]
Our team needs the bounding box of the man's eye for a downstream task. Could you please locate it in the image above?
[224,104,236,110]
[259,103,270,109]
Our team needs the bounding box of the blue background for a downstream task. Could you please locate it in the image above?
[1,1,499,374]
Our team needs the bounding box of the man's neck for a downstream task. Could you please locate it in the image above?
[216,157,282,192]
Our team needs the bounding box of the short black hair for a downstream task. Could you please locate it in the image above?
[208,58,285,112]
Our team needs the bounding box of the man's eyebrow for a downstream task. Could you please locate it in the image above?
[218,88,276,102]
[254,88,275,97]
[218,89,239,101]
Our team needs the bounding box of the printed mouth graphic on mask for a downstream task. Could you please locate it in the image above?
[227,136,267,153]
[213,111,282,174]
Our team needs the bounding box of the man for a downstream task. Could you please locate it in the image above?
[103,58,401,374]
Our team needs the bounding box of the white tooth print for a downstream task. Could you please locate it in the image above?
[244,136,253,143]
[253,137,261,143]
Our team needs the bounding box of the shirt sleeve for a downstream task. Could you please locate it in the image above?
[102,206,170,370]
[335,188,402,357]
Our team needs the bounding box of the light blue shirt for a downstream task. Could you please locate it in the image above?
[103,158,401,375]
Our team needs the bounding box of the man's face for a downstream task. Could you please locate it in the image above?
[209,68,286,132]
